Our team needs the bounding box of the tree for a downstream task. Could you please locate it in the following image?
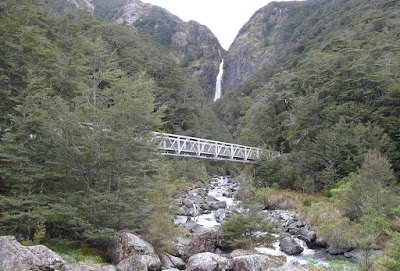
[338,150,396,221]
[222,207,276,250]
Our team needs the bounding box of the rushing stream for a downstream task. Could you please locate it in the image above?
[175,176,353,268]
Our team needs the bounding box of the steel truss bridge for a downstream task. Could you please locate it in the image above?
[153,132,279,164]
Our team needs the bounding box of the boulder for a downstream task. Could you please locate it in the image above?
[0,236,65,271]
[177,206,187,215]
[161,254,185,270]
[229,249,258,258]
[171,228,223,259]
[217,201,227,209]
[186,252,232,271]
[297,227,316,244]
[327,244,352,255]
[182,198,193,208]
[161,254,174,269]
[167,255,185,270]
[109,233,161,271]
[231,255,270,271]
[116,256,147,271]
[210,203,220,211]
[279,237,304,255]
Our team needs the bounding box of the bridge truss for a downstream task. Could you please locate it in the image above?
[153,132,278,164]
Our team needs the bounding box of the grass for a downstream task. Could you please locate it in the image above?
[42,240,110,267]
[307,259,357,271]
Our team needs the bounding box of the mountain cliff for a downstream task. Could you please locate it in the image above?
[58,0,225,101]
[223,1,320,94]
[117,1,225,100]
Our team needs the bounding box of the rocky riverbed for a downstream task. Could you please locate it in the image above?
[1,176,364,271]
[172,176,362,268]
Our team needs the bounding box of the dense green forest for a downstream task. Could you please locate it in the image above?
[214,0,400,268]
[0,0,229,248]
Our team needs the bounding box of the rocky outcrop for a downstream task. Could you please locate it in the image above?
[67,0,94,12]
[279,237,304,255]
[223,1,309,93]
[0,236,65,271]
[186,252,232,271]
[115,0,225,101]
[172,227,223,260]
[109,232,161,271]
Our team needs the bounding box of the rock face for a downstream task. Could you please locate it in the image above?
[115,0,225,101]
[231,254,272,271]
[0,236,66,271]
[172,227,223,259]
[223,1,310,93]
[279,237,304,255]
[186,252,232,271]
[109,232,161,271]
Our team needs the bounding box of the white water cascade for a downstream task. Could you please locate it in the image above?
[213,60,224,101]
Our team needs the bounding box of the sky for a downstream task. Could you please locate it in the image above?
[141,0,299,50]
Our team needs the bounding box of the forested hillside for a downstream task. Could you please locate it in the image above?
[215,0,400,268]
[0,0,229,248]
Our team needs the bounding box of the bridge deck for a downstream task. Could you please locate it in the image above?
[153,132,278,164]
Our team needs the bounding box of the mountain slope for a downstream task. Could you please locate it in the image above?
[51,0,225,101]
[215,0,400,188]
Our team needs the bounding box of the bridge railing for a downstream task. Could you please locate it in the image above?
[153,132,278,164]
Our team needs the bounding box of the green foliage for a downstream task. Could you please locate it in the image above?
[0,0,226,249]
[133,6,177,47]
[142,211,182,254]
[308,259,356,271]
[376,232,400,271]
[222,208,276,250]
[336,150,397,221]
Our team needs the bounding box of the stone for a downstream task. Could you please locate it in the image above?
[229,249,257,258]
[210,203,220,211]
[232,254,273,271]
[177,206,187,215]
[180,219,200,234]
[327,244,352,255]
[167,254,185,270]
[109,232,161,271]
[217,201,227,209]
[116,257,147,271]
[0,236,65,271]
[182,198,193,208]
[279,237,304,255]
[171,228,223,259]
[186,252,232,271]
[161,254,174,269]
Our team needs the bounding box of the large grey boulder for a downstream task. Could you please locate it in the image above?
[109,233,161,271]
[171,228,223,259]
[160,254,185,270]
[186,252,232,271]
[279,237,304,255]
[327,244,352,255]
[0,236,65,271]
[231,254,271,271]
[116,256,147,271]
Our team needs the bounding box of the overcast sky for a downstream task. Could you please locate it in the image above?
[141,0,299,50]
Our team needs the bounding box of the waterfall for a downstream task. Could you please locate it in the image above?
[213,59,224,101]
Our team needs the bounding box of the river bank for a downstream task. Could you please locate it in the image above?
[173,176,360,269]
